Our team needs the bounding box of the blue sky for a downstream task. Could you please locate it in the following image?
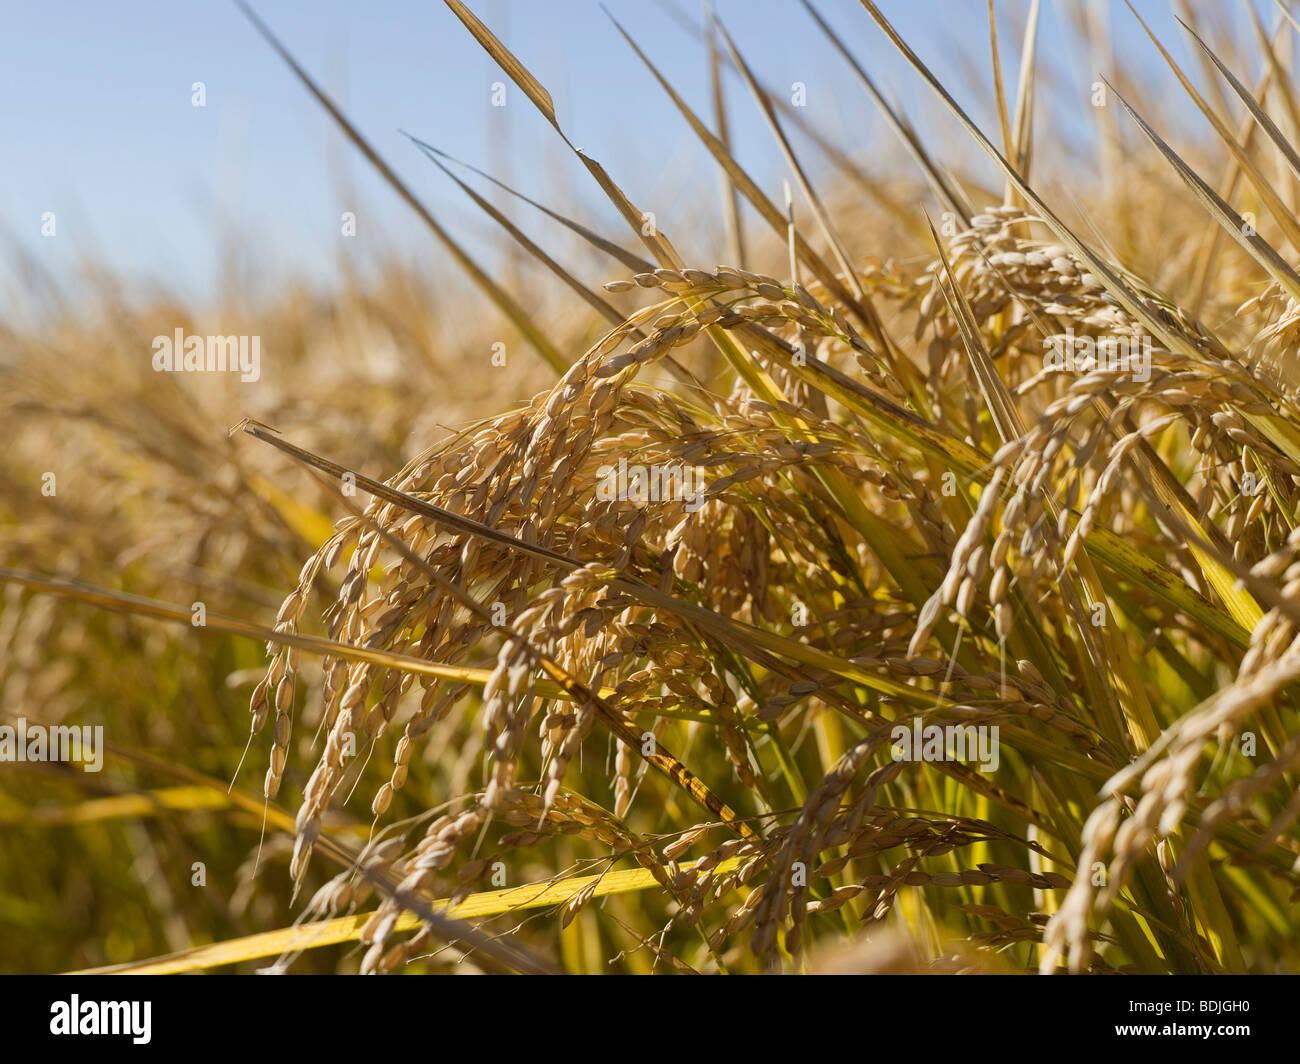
[0,1,1276,305]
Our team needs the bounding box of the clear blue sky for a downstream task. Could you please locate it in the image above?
[0,1,1275,305]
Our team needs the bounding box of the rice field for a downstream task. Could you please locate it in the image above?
[4,0,1300,975]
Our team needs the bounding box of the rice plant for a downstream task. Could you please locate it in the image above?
[5,0,1300,974]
